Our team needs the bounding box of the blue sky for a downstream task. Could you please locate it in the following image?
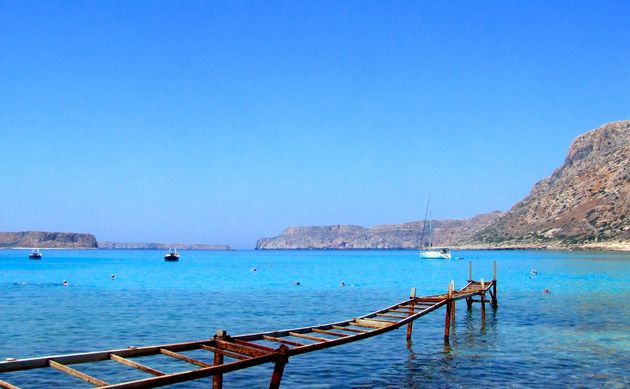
[1,1,629,248]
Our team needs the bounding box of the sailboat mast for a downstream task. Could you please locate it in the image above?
[419,192,431,248]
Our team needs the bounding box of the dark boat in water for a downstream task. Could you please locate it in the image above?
[164,248,179,262]
[28,249,42,260]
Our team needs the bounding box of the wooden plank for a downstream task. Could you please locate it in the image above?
[232,339,275,353]
[288,332,329,342]
[311,329,349,337]
[331,325,368,333]
[0,379,20,389]
[159,349,211,368]
[215,339,269,358]
[377,313,408,319]
[262,336,305,347]
[361,317,397,324]
[49,360,109,387]
[389,307,427,312]
[110,354,165,376]
[351,319,390,329]
[200,345,248,361]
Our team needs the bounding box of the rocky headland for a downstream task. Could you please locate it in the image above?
[257,121,630,250]
[470,120,630,249]
[256,212,503,249]
[0,231,98,248]
[97,241,231,250]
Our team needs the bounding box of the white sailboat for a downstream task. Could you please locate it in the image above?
[418,195,451,259]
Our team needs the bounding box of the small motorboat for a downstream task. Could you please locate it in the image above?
[29,249,42,260]
[164,248,180,262]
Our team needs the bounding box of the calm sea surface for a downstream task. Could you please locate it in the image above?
[0,249,628,388]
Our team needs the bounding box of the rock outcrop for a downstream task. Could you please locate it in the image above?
[471,120,630,247]
[98,241,231,250]
[0,231,98,248]
[255,212,503,249]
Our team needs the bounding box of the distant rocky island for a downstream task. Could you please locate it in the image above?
[97,241,231,250]
[257,120,630,251]
[0,231,98,248]
[0,231,230,250]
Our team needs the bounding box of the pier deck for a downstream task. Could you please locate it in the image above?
[0,261,498,389]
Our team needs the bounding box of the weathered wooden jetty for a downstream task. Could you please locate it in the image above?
[0,261,498,389]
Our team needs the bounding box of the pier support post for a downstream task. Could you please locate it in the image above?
[450,281,456,324]
[480,279,486,322]
[213,330,227,389]
[466,262,473,309]
[444,282,453,342]
[268,345,289,389]
[406,287,416,341]
[491,261,498,309]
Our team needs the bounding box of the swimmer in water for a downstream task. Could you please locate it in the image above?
[544,288,549,294]
[295,281,301,286]
[63,280,68,287]
[340,282,346,287]
[251,267,257,272]
[111,274,115,280]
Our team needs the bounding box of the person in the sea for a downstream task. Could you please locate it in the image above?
[63,280,68,287]
[340,282,346,287]
[111,274,115,280]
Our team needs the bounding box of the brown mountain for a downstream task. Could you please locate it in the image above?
[255,211,502,249]
[0,231,98,248]
[471,120,630,248]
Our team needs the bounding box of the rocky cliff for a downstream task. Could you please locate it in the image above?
[255,211,503,249]
[0,231,98,248]
[471,120,630,247]
[258,120,630,250]
[98,241,231,250]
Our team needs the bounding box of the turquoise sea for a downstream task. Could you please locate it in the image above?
[0,249,628,388]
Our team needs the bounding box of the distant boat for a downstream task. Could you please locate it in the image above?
[417,194,451,260]
[28,249,42,260]
[164,248,180,262]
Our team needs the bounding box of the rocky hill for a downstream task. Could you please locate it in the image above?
[471,120,630,248]
[255,211,502,249]
[98,241,231,250]
[0,231,98,248]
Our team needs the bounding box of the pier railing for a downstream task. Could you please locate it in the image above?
[0,261,498,389]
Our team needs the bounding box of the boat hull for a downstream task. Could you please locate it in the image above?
[164,255,179,262]
[418,250,451,259]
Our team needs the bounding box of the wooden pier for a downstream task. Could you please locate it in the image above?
[0,261,498,389]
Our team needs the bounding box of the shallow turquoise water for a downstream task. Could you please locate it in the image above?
[0,249,628,388]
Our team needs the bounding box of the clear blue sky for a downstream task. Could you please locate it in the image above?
[1,1,629,248]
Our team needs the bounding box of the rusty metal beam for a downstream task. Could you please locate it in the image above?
[0,379,20,389]
[159,349,212,368]
[110,354,165,376]
[49,360,108,387]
